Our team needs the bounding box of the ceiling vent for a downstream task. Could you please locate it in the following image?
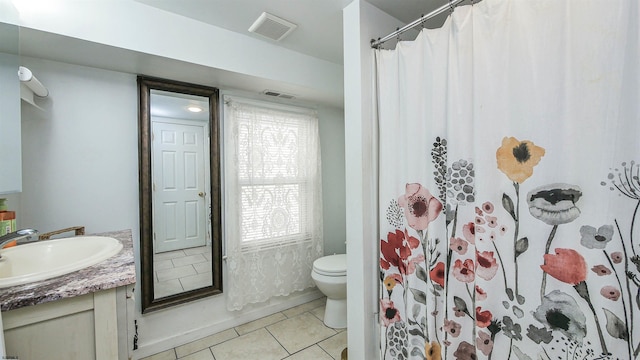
[249,12,297,41]
[263,90,296,99]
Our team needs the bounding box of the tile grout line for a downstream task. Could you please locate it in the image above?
[234,311,287,336]
[269,310,338,358]
[191,327,242,359]
[143,299,346,360]
[317,342,336,360]
[263,321,291,356]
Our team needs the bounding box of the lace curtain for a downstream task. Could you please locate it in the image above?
[224,96,323,311]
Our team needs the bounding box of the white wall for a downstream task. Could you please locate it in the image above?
[343,1,404,359]
[15,57,344,357]
[0,0,21,194]
[19,58,139,234]
[318,105,347,255]
[0,51,20,194]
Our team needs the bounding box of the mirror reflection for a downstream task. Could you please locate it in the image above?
[150,90,212,299]
[138,76,222,313]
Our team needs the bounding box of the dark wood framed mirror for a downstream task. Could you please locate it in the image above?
[138,76,222,313]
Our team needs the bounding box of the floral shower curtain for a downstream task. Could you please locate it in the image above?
[376,1,639,359]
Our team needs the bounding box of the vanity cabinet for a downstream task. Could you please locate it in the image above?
[3,288,120,360]
[0,230,136,359]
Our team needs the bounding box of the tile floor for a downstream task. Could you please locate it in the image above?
[140,297,347,360]
[154,245,213,298]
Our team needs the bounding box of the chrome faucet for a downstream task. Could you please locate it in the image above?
[0,228,39,251]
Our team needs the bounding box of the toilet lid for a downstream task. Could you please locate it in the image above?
[313,254,346,276]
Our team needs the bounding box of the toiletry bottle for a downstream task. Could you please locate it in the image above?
[0,198,17,247]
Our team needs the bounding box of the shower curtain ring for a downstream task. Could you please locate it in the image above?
[421,14,425,29]
[449,0,455,12]
[396,27,401,43]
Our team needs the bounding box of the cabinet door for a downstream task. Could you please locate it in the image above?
[3,289,119,360]
[3,294,95,359]
[4,310,96,359]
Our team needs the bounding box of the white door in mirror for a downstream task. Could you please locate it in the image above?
[152,120,208,253]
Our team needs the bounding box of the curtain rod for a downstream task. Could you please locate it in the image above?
[371,0,467,49]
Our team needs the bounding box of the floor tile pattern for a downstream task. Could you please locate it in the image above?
[154,246,212,298]
[140,297,347,360]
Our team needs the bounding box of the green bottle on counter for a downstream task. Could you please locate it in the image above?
[0,198,16,236]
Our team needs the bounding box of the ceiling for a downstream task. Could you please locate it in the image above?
[135,0,458,64]
[11,0,465,109]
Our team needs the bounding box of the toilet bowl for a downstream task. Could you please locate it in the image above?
[311,254,347,329]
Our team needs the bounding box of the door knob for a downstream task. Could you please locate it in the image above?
[198,192,206,197]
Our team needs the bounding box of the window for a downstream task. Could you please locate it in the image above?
[223,96,323,310]
[234,107,316,246]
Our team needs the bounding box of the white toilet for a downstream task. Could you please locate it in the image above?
[311,254,347,329]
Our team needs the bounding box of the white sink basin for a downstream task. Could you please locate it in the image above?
[0,236,123,288]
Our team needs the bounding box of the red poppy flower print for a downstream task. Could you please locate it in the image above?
[380,230,403,270]
[476,330,494,356]
[482,201,494,214]
[380,229,421,275]
[430,262,445,288]
[403,229,420,249]
[404,253,425,275]
[453,259,475,283]
[398,183,443,231]
[476,251,498,281]
[462,222,476,244]
[453,341,477,360]
[449,237,469,255]
[485,215,498,228]
[540,248,587,285]
[600,286,620,301]
[443,319,462,337]
[380,299,401,326]
[591,265,612,276]
[475,285,487,301]
[611,251,623,264]
[476,307,493,328]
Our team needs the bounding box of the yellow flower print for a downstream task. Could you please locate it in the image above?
[383,276,397,292]
[383,274,402,295]
[496,137,545,184]
[425,341,442,360]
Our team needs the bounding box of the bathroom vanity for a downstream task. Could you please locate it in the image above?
[0,229,136,360]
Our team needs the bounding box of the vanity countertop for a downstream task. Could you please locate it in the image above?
[0,229,136,312]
